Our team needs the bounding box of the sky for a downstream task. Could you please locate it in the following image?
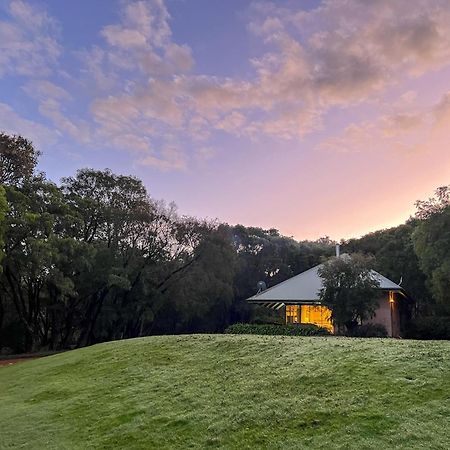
[1,0,450,241]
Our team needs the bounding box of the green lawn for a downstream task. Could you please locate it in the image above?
[1,335,449,449]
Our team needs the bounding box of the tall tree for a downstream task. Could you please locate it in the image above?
[318,254,380,333]
[0,186,7,332]
[155,224,236,334]
[0,134,40,186]
[342,222,430,314]
[413,185,450,314]
[1,178,69,350]
[0,186,6,268]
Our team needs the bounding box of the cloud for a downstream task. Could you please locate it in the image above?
[321,90,450,155]
[0,0,60,77]
[248,1,450,101]
[22,80,91,143]
[195,146,216,162]
[215,112,247,135]
[94,0,184,77]
[71,0,194,171]
[165,43,194,72]
[381,114,424,137]
[23,80,72,101]
[320,122,377,154]
[8,0,55,28]
[7,0,450,173]
[68,0,450,165]
[433,91,450,127]
[0,102,57,148]
[138,146,187,171]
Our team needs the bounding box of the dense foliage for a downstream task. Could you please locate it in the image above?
[225,323,330,336]
[412,186,450,315]
[342,222,430,314]
[0,133,40,186]
[318,254,380,333]
[0,186,6,269]
[404,316,450,340]
[0,133,449,351]
[0,134,334,352]
[347,323,388,338]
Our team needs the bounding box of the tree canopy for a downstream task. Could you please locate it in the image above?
[0,132,449,351]
[0,133,40,186]
[0,186,6,269]
[413,185,450,314]
[318,254,380,333]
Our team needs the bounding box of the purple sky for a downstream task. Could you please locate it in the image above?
[1,0,450,240]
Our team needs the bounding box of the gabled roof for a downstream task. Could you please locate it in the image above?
[247,264,403,303]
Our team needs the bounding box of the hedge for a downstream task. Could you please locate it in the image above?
[405,316,450,340]
[347,323,388,338]
[224,323,330,336]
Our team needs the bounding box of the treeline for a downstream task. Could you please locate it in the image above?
[1,133,449,352]
[343,188,450,321]
[0,134,335,353]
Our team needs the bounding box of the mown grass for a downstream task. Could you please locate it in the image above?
[0,335,449,449]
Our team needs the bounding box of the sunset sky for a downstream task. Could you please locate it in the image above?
[1,0,450,240]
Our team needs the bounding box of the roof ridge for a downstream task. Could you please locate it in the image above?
[370,269,402,289]
[250,263,322,299]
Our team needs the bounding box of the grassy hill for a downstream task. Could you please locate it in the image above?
[1,335,449,449]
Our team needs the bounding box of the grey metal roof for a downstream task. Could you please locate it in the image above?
[247,264,403,303]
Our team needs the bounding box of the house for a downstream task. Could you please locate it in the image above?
[247,247,410,337]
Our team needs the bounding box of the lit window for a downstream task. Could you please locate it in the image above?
[301,305,333,332]
[286,305,301,323]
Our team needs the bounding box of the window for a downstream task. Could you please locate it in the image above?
[301,305,333,332]
[286,305,301,324]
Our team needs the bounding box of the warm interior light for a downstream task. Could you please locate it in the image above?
[285,304,333,331]
[301,305,333,332]
[286,305,301,323]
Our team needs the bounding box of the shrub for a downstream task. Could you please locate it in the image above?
[224,323,330,336]
[347,323,388,338]
[405,316,450,340]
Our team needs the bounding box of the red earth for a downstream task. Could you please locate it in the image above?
[0,357,39,367]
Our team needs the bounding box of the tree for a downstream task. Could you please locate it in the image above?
[1,178,69,350]
[342,222,430,315]
[0,134,40,186]
[413,185,450,314]
[0,186,6,268]
[415,185,450,220]
[318,254,380,333]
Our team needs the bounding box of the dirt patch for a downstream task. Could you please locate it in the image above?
[0,357,39,367]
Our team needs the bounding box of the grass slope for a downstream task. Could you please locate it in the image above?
[1,335,449,449]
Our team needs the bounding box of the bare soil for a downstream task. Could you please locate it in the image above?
[0,357,39,367]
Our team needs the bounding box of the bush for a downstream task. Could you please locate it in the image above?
[405,316,450,340]
[225,323,330,336]
[348,323,388,338]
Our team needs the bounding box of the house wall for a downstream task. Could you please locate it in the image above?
[364,291,400,337]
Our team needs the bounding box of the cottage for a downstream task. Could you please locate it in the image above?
[247,248,410,337]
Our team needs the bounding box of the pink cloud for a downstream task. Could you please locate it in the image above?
[0,0,60,77]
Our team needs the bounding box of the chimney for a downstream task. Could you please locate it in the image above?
[336,244,340,258]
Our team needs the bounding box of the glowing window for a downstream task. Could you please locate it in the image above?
[301,305,333,332]
[286,305,301,324]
